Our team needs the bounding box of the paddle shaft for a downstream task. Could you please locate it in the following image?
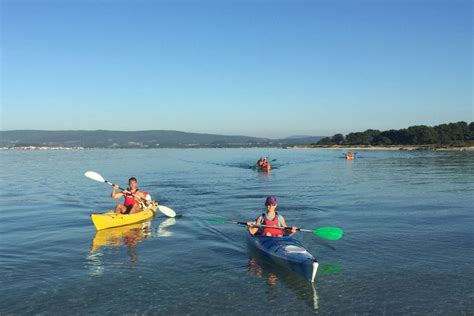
[207,218,343,240]
[246,223,341,240]
[86,171,178,217]
[235,222,301,231]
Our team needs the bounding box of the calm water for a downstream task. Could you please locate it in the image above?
[1,148,473,315]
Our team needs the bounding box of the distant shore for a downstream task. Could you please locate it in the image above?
[2,145,474,151]
[0,146,85,151]
[287,145,474,152]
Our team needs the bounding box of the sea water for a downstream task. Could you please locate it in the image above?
[1,148,473,314]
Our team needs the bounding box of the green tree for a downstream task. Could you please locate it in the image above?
[406,125,437,144]
[317,137,333,145]
[345,132,364,145]
[331,134,345,144]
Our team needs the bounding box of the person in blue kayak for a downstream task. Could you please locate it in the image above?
[246,196,297,236]
[111,177,150,214]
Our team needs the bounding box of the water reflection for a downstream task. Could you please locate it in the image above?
[247,256,319,310]
[90,221,153,254]
[247,257,278,286]
[87,218,177,275]
[155,218,176,238]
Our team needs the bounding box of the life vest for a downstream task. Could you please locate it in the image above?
[258,161,270,171]
[124,189,140,207]
[260,213,283,237]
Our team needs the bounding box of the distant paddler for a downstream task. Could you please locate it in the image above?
[344,152,356,160]
[257,157,271,172]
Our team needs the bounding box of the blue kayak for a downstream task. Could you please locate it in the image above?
[247,232,319,282]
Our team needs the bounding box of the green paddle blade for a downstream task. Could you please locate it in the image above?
[313,226,344,240]
[205,218,229,224]
[319,264,343,275]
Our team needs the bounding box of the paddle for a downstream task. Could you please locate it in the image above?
[84,171,176,218]
[206,218,343,240]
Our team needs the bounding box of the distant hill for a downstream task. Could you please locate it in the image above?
[0,130,324,148]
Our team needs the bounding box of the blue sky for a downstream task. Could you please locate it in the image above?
[1,0,472,137]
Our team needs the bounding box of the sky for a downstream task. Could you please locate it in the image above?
[1,0,472,137]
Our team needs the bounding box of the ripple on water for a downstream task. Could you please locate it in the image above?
[0,149,473,314]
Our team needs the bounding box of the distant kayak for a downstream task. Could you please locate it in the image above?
[247,232,318,282]
[344,152,356,160]
[90,203,158,230]
[257,163,271,172]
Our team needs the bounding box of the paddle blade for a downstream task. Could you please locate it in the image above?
[313,227,344,240]
[85,171,105,182]
[157,205,176,218]
[205,218,229,223]
[319,264,343,275]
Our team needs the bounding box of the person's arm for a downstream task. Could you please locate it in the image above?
[247,216,262,235]
[111,185,124,199]
[280,216,297,235]
[133,191,150,205]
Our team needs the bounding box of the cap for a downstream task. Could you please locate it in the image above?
[265,196,277,206]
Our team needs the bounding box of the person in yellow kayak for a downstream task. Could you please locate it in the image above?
[111,177,150,214]
[246,196,297,236]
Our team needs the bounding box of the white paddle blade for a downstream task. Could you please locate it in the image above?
[158,205,176,218]
[84,171,105,182]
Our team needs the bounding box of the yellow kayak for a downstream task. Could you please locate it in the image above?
[90,202,158,230]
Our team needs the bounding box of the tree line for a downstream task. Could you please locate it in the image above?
[316,121,474,146]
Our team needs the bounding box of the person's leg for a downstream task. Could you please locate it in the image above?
[129,204,142,214]
[115,203,126,214]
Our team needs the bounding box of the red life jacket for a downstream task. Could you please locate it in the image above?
[260,213,283,237]
[124,189,140,207]
[263,162,270,171]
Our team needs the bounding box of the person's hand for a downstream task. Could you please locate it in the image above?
[291,226,298,234]
[113,184,119,190]
[246,221,254,228]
